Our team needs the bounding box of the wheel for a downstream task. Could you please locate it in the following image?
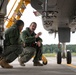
[42,55,48,65]
[66,51,72,64]
[57,51,62,64]
[43,61,47,65]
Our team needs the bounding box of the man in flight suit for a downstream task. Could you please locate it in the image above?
[18,22,43,66]
[0,20,24,68]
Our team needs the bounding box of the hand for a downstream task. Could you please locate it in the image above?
[37,41,41,47]
[35,32,42,38]
[38,32,42,36]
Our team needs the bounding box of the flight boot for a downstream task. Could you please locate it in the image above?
[33,62,43,66]
[18,57,25,66]
[0,59,13,68]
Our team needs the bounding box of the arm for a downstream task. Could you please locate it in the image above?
[9,28,20,45]
[20,30,36,43]
[36,37,43,42]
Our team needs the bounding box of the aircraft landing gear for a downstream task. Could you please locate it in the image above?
[57,43,72,64]
[66,50,72,64]
[57,51,62,64]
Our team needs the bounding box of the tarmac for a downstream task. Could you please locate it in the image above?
[0,57,76,75]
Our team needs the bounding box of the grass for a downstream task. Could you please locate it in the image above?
[72,52,76,56]
[43,52,76,57]
[43,53,56,57]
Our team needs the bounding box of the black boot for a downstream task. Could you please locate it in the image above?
[33,62,43,66]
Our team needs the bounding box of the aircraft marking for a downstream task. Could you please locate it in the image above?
[67,64,76,68]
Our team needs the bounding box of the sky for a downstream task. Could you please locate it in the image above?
[6,1,76,45]
[21,4,59,45]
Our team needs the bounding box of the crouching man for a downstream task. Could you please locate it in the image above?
[0,20,24,68]
[18,22,43,66]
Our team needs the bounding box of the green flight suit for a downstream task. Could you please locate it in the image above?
[20,27,43,63]
[2,25,23,63]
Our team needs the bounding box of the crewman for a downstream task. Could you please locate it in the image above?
[18,22,43,66]
[0,20,24,68]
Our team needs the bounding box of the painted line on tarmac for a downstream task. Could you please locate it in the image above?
[67,64,76,68]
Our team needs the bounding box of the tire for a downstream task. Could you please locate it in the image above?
[66,51,71,64]
[43,61,47,65]
[57,51,62,64]
[42,55,48,65]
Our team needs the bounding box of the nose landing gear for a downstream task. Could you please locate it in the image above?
[57,43,72,64]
